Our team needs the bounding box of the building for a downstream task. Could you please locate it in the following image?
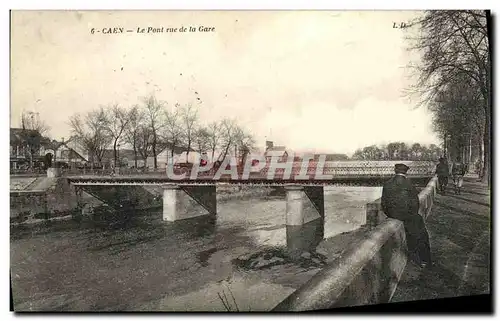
[10,128,52,170]
[10,128,87,170]
[98,143,200,169]
[45,140,88,167]
[10,128,34,170]
[100,149,139,168]
[147,144,200,169]
[264,141,289,162]
[42,136,88,168]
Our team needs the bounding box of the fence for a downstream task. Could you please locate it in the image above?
[58,160,437,178]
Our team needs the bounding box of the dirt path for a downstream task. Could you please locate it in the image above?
[391,176,490,303]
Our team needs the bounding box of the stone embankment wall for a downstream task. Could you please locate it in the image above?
[10,178,79,223]
[273,175,439,311]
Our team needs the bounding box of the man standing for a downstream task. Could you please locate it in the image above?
[435,157,449,194]
[475,160,483,180]
[452,157,466,195]
[381,163,432,268]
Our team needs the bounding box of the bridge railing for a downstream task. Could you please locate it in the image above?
[60,168,168,176]
[62,161,437,179]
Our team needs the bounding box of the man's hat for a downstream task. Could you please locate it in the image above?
[394,163,410,174]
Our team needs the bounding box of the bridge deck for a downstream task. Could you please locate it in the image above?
[67,175,434,186]
[63,161,437,186]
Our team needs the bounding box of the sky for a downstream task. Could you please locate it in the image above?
[10,10,441,155]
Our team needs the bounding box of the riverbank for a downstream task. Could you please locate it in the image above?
[10,185,276,227]
[217,185,275,202]
[11,186,381,311]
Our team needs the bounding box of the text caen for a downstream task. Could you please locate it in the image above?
[102,27,125,34]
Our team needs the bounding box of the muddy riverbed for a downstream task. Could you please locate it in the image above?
[10,186,381,311]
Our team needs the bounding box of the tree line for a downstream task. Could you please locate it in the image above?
[352,142,442,161]
[405,11,491,184]
[68,94,257,170]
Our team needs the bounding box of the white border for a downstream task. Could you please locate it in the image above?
[3,0,499,10]
[2,1,498,320]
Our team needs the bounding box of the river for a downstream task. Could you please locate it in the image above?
[10,186,381,311]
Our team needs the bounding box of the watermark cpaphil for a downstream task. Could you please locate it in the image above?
[165,154,333,180]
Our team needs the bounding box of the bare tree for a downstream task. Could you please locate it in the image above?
[194,126,210,154]
[233,126,256,167]
[410,143,423,160]
[103,104,131,168]
[206,121,222,161]
[21,111,50,136]
[136,125,153,167]
[352,143,441,161]
[352,145,384,161]
[385,143,395,160]
[405,10,490,184]
[124,105,143,168]
[217,118,239,162]
[164,104,184,160]
[69,108,111,169]
[180,103,199,163]
[429,71,485,162]
[20,111,51,169]
[142,95,166,170]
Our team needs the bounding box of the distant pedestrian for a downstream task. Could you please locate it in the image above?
[475,160,483,180]
[381,163,432,268]
[452,157,466,195]
[435,157,449,194]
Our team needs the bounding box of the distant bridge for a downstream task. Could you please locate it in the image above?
[68,175,432,187]
[67,161,436,186]
[63,160,437,258]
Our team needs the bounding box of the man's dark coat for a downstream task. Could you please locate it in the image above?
[381,174,431,264]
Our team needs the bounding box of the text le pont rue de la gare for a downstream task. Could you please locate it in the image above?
[91,26,216,34]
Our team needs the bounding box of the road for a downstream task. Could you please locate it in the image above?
[391,176,491,303]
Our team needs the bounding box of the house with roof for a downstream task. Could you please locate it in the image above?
[10,127,56,170]
[10,128,36,170]
[264,141,289,163]
[149,143,190,168]
[42,136,88,168]
[144,142,203,169]
[97,142,200,169]
[99,149,139,168]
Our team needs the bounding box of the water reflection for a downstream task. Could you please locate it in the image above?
[11,185,384,311]
[286,218,324,259]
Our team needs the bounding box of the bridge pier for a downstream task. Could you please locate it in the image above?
[162,184,217,222]
[285,184,325,258]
